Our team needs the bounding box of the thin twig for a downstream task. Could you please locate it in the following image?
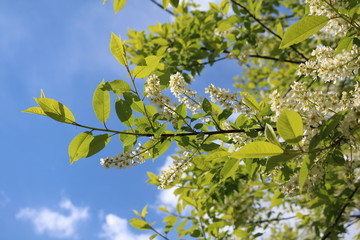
[321,185,360,240]
[149,0,175,16]
[230,0,308,61]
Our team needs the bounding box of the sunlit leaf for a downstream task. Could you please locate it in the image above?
[280,16,329,48]
[22,106,46,116]
[93,80,110,123]
[113,0,126,13]
[68,132,110,164]
[110,32,127,66]
[220,158,240,180]
[35,98,76,123]
[265,123,280,146]
[276,109,303,144]
[130,218,152,230]
[232,141,283,159]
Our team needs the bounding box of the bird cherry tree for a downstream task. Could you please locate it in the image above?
[24,0,360,239]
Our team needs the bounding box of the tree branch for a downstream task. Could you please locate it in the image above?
[249,215,297,225]
[149,0,175,16]
[249,54,305,64]
[321,185,360,240]
[73,122,266,138]
[230,0,309,61]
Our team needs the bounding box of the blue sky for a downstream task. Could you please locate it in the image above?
[0,0,239,239]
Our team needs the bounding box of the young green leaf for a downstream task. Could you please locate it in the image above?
[22,106,46,116]
[93,81,110,123]
[276,109,303,144]
[266,153,299,172]
[280,16,329,49]
[232,141,283,159]
[141,205,148,218]
[68,132,94,164]
[132,66,152,78]
[220,158,240,180]
[335,36,354,54]
[103,80,131,95]
[113,0,126,13]
[265,123,280,146]
[299,156,311,192]
[241,92,260,111]
[115,98,133,126]
[170,0,179,7]
[130,218,152,230]
[162,0,170,9]
[35,98,76,123]
[110,33,127,66]
[68,132,110,164]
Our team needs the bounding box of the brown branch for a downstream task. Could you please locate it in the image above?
[73,122,266,138]
[230,0,309,61]
[249,215,297,225]
[149,0,175,16]
[249,54,305,64]
[321,185,360,240]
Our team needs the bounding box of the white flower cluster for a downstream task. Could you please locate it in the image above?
[158,151,192,189]
[221,122,251,146]
[144,75,177,122]
[100,143,146,169]
[270,82,360,150]
[170,72,203,114]
[297,45,360,83]
[306,0,350,37]
[205,84,239,109]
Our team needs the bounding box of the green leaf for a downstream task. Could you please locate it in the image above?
[141,205,148,218]
[88,134,111,158]
[110,32,127,66]
[162,0,170,9]
[35,98,76,123]
[93,81,110,123]
[40,89,46,98]
[68,132,110,164]
[276,109,303,144]
[170,0,179,7]
[115,98,133,126]
[232,141,283,159]
[299,156,311,192]
[22,106,46,116]
[202,98,212,113]
[265,123,280,146]
[132,65,152,78]
[164,215,178,234]
[220,158,240,180]
[103,80,131,95]
[130,218,152,230]
[241,93,260,111]
[113,0,126,13]
[176,103,187,118]
[336,36,354,54]
[266,153,299,172]
[68,132,94,164]
[280,16,329,49]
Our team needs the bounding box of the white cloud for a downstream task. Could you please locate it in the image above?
[99,214,151,240]
[16,198,89,239]
[157,188,178,209]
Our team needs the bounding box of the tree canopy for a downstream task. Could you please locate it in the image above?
[24,0,360,239]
